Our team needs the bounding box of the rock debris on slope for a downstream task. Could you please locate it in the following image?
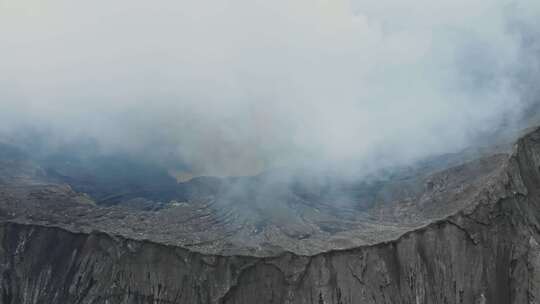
[0,128,540,303]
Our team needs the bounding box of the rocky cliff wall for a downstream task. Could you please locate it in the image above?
[2,130,540,304]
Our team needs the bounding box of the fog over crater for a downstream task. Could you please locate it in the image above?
[1,0,540,177]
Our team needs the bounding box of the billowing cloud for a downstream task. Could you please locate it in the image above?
[1,0,539,176]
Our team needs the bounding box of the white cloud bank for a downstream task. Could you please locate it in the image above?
[1,0,540,176]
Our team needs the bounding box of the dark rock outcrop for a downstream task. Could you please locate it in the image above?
[1,128,540,303]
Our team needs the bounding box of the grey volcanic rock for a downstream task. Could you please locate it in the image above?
[1,128,540,303]
[0,143,510,256]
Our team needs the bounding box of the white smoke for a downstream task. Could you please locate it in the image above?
[1,0,539,176]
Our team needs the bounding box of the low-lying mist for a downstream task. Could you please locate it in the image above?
[1,0,540,177]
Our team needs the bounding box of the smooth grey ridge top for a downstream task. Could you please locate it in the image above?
[0,127,530,257]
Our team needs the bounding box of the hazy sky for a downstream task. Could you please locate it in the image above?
[1,0,539,176]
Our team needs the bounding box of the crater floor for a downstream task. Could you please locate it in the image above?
[0,142,513,256]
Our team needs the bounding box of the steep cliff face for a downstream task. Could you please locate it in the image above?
[0,198,533,304]
[1,129,540,303]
